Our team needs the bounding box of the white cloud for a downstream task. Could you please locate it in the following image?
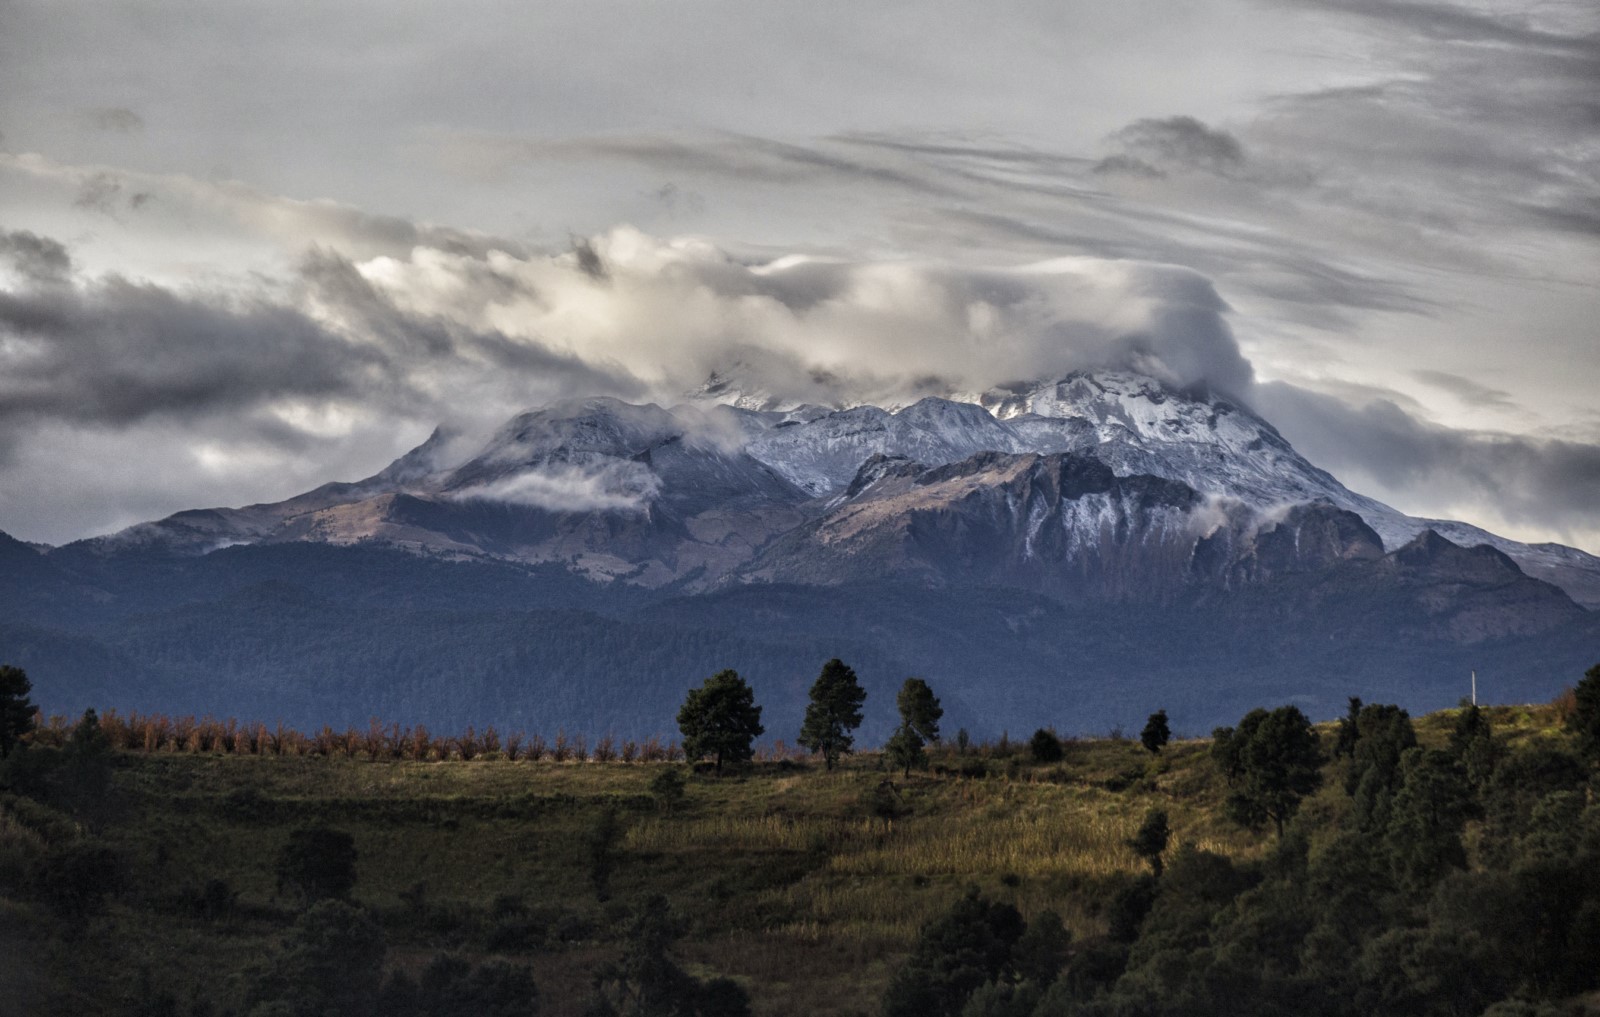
[447,461,661,513]
[347,227,1254,410]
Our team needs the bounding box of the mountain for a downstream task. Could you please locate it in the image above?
[4,369,1594,737]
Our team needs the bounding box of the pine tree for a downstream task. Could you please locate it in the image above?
[797,658,866,770]
[1140,710,1171,755]
[886,678,943,777]
[885,726,925,778]
[897,678,942,743]
[1567,662,1600,764]
[1214,705,1324,838]
[1127,808,1171,876]
[677,670,764,775]
[0,664,36,759]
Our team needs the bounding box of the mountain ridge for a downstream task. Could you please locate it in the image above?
[52,368,1600,607]
[6,367,1593,736]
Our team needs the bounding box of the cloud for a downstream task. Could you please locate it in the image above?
[0,229,72,286]
[0,230,634,473]
[1,223,1596,553]
[72,171,125,215]
[0,153,526,263]
[1410,370,1517,411]
[80,106,144,133]
[1255,381,1600,547]
[1097,116,1247,177]
[344,226,1257,404]
[448,461,661,513]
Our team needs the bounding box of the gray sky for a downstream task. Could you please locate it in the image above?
[0,0,1597,550]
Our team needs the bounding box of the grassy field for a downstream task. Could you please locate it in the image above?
[0,704,1580,1016]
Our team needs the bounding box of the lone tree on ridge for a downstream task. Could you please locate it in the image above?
[798,658,867,770]
[1141,709,1171,755]
[886,678,943,777]
[677,669,764,775]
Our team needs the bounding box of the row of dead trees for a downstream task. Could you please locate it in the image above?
[22,709,691,763]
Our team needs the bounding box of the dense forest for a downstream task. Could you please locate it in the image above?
[1,660,1598,1016]
[6,537,1598,740]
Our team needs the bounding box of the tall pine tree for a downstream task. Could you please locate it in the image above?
[798,658,866,770]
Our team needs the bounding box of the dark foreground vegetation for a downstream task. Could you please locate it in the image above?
[2,661,1600,1016]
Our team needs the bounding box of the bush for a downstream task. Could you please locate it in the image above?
[32,839,126,923]
[247,900,386,1017]
[275,826,357,904]
[1029,729,1063,763]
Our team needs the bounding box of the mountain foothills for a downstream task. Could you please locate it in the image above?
[2,370,1595,736]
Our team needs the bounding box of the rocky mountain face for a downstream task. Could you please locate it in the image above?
[5,369,1594,736]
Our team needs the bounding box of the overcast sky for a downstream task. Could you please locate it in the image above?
[0,0,1597,551]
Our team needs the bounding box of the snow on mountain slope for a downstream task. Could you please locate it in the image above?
[717,369,1600,606]
[71,368,1600,607]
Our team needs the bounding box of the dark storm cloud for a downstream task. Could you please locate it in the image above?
[0,233,634,462]
[0,229,72,285]
[0,268,375,449]
[1097,116,1247,177]
[1091,154,1167,179]
[1255,381,1600,536]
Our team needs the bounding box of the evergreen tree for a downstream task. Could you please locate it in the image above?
[247,900,386,1017]
[676,670,764,775]
[1383,748,1473,894]
[1448,702,1497,788]
[1333,695,1363,759]
[1127,809,1171,877]
[1139,710,1170,755]
[1029,728,1063,763]
[885,726,926,778]
[882,888,1026,1017]
[1567,662,1600,764]
[797,658,866,770]
[0,664,36,759]
[1346,704,1418,829]
[1214,705,1323,838]
[885,678,943,777]
[897,678,943,743]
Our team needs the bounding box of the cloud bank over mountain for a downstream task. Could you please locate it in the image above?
[2,224,1597,551]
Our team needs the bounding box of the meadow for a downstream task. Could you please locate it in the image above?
[0,703,1591,1016]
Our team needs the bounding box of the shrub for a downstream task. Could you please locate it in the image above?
[275,826,357,904]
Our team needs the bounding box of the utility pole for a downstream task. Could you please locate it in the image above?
[1471,669,1477,707]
